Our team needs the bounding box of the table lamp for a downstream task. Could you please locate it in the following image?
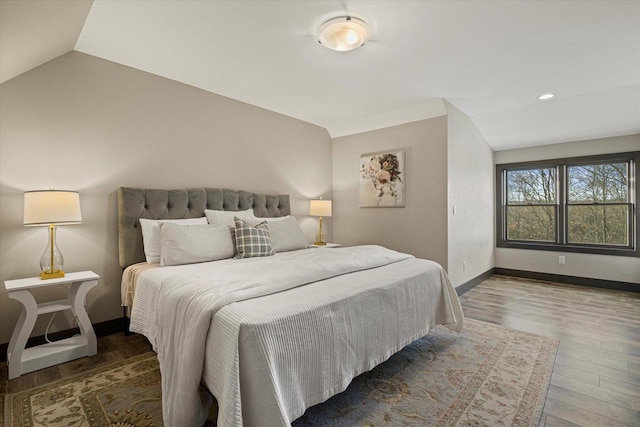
[309,199,332,246]
[24,190,82,279]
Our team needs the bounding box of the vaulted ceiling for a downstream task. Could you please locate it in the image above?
[2,0,639,150]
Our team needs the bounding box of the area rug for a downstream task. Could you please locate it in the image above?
[4,318,558,427]
[293,318,558,426]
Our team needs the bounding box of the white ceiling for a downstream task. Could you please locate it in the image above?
[3,1,640,150]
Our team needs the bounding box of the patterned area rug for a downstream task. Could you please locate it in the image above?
[294,318,558,426]
[5,353,164,427]
[4,318,558,427]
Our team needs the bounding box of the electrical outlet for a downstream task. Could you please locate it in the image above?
[463,261,467,270]
[558,256,565,265]
[452,205,457,215]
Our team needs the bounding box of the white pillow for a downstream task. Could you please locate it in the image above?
[247,216,309,253]
[159,223,234,266]
[205,209,257,226]
[139,217,208,264]
[256,215,291,222]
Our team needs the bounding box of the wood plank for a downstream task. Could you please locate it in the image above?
[543,397,636,427]
[555,354,640,386]
[600,376,640,398]
[35,364,62,386]
[556,342,640,373]
[6,370,37,394]
[88,349,125,367]
[57,355,95,378]
[552,362,599,386]
[542,413,582,427]
[551,373,639,411]
[603,339,640,355]
[546,384,640,426]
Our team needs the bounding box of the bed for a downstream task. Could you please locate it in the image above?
[118,187,464,427]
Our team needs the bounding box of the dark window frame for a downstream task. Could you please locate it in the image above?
[496,151,639,257]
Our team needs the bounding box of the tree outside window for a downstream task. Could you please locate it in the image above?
[567,162,629,246]
[506,168,556,242]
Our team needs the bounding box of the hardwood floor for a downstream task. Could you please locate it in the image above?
[0,331,152,396]
[460,275,640,427]
[2,275,638,426]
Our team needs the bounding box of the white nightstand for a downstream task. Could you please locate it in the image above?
[309,243,342,248]
[5,271,99,379]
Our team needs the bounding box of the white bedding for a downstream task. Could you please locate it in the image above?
[126,245,464,427]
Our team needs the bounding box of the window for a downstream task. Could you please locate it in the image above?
[496,152,639,257]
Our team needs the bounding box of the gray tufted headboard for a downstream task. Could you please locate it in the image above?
[117,187,291,268]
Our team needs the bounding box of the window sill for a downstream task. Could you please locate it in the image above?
[497,241,639,257]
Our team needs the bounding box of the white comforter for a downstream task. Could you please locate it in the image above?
[127,245,464,427]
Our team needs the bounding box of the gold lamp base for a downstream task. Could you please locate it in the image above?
[40,270,65,280]
[314,216,327,246]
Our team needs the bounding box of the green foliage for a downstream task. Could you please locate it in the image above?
[506,162,629,246]
[507,206,555,241]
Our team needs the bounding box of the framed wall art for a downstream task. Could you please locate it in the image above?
[358,150,405,207]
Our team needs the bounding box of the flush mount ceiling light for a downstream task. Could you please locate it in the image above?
[538,93,555,100]
[318,16,370,52]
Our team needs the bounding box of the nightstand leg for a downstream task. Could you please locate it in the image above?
[68,280,98,356]
[7,290,38,380]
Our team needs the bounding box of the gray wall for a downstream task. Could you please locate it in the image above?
[331,116,449,270]
[446,102,495,286]
[494,134,640,284]
[0,51,332,345]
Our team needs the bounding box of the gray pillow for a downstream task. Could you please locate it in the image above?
[159,223,234,266]
[204,209,256,226]
[234,218,275,259]
[247,216,309,252]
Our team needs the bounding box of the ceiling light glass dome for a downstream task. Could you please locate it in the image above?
[318,16,370,52]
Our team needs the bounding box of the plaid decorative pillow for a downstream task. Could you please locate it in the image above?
[234,217,275,259]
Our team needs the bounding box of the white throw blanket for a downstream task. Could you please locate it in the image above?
[156,245,413,426]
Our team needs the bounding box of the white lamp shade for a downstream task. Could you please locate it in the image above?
[309,199,332,217]
[24,190,82,226]
[318,16,370,52]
